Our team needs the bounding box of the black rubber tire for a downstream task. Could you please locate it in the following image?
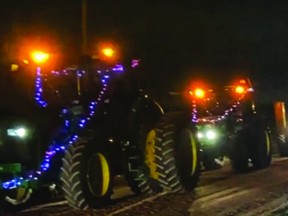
[250,124,272,169]
[60,138,113,210]
[146,117,183,192]
[124,116,183,193]
[122,142,154,195]
[175,127,201,191]
[124,116,201,194]
[230,129,250,172]
[123,118,163,195]
[277,133,288,157]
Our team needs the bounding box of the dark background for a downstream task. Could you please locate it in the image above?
[1,0,288,101]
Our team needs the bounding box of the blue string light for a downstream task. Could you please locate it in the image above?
[112,64,124,72]
[34,67,48,107]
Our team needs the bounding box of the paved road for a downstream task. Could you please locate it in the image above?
[16,156,288,216]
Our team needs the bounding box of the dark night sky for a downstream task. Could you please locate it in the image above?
[1,0,288,100]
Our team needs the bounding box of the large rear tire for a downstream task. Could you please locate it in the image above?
[175,127,201,191]
[144,119,183,192]
[60,138,113,210]
[122,142,155,195]
[124,116,184,193]
[231,122,272,172]
[230,129,250,172]
[144,116,201,192]
[123,118,163,195]
[250,123,272,169]
[124,115,201,194]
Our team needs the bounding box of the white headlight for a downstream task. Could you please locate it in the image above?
[7,127,27,138]
[206,130,217,140]
[197,132,204,139]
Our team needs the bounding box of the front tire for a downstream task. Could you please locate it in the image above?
[175,127,201,191]
[122,142,154,195]
[230,129,250,172]
[60,138,113,210]
[250,124,272,169]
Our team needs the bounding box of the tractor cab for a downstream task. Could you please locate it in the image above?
[187,77,255,119]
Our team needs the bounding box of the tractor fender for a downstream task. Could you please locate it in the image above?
[127,96,164,132]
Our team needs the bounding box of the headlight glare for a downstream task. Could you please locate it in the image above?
[206,130,217,140]
[197,132,204,139]
[7,127,28,138]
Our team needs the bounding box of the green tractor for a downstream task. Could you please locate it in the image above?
[185,75,272,172]
[0,55,201,213]
[59,59,202,209]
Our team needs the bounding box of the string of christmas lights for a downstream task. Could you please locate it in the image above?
[34,67,48,107]
[192,100,242,123]
[2,70,111,190]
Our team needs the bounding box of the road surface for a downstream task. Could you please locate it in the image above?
[17,156,288,216]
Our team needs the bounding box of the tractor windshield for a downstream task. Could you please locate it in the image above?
[42,68,103,106]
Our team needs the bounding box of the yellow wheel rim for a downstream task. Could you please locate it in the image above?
[265,131,271,156]
[145,129,159,180]
[16,188,27,201]
[87,153,110,197]
[98,153,110,196]
[189,131,197,176]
